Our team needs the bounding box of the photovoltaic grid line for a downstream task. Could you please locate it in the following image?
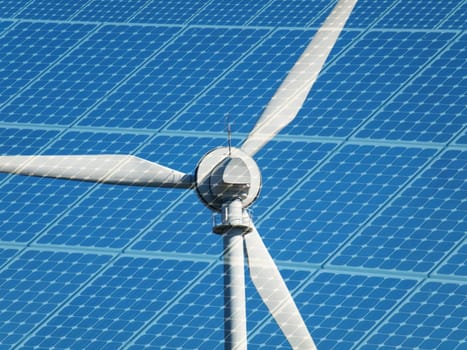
[125,0,155,23]
[67,0,141,22]
[129,0,216,25]
[0,20,16,38]
[243,0,278,27]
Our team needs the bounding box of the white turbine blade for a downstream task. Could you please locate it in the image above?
[0,155,193,188]
[241,0,357,156]
[244,220,317,350]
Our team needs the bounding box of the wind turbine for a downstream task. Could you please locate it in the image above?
[0,0,357,349]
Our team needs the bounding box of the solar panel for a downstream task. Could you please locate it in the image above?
[77,27,269,130]
[0,0,465,349]
[0,250,111,348]
[14,0,85,21]
[360,281,466,350]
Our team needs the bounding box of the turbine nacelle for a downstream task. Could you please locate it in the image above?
[195,147,262,212]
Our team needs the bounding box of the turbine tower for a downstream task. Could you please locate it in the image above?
[0,1,357,349]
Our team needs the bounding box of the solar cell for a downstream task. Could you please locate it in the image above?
[436,240,467,277]
[248,0,333,28]
[0,247,17,268]
[131,0,208,25]
[0,0,30,18]
[345,0,398,29]
[0,127,59,155]
[189,0,268,26]
[439,1,467,30]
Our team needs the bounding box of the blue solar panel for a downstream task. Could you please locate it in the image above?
[72,0,149,23]
[78,27,269,130]
[0,250,111,348]
[0,127,59,154]
[248,0,333,28]
[346,0,398,28]
[167,29,358,134]
[0,247,17,268]
[439,2,467,29]
[126,263,225,349]
[436,241,467,277]
[374,0,464,29]
[131,0,209,25]
[0,0,465,349]
[261,145,437,264]
[14,0,85,21]
[20,256,209,349]
[457,130,467,145]
[1,24,178,126]
[251,272,418,350]
[0,22,95,106]
[284,30,457,138]
[360,281,467,350]
[189,0,268,26]
[332,149,466,273]
[357,33,466,143]
[0,0,30,17]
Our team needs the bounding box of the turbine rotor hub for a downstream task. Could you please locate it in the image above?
[195,147,261,212]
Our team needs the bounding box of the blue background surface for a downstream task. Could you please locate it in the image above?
[0,0,465,349]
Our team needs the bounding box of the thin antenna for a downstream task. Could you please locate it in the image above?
[225,114,232,155]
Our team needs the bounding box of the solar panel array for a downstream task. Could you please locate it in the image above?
[0,0,465,349]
